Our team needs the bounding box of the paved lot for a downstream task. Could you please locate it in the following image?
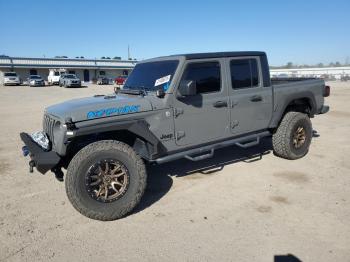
[0,82,349,262]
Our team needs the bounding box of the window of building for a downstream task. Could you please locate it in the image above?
[99,71,105,75]
[30,69,37,75]
[181,62,221,94]
[230,59,259,89]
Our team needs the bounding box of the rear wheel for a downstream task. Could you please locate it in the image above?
[65,140,147,221]
[272,112,312,160]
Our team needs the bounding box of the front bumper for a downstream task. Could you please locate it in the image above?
[67,83,81,87]
[20,132,61,174]
[30,82,45,86]
[4,80,20,85]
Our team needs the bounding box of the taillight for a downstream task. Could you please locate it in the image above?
[324,85,330,97]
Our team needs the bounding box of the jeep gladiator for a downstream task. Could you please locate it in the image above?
[20,51,330,220]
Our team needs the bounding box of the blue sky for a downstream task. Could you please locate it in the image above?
[0,0,349,66]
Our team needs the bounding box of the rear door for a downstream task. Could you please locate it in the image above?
[227,57,273,135]
[173,59,230,146]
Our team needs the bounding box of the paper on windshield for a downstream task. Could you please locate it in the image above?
[154,75,171,87]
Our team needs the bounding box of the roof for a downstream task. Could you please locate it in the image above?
[0,56,137,69]
[180,51,266,60]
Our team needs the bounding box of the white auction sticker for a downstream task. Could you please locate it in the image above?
[154,75,171,87]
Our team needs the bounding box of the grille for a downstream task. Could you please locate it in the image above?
[43,114,57,144]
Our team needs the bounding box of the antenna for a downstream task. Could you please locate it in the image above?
[128,45,131,60]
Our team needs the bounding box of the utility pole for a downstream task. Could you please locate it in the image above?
[128,45,130,60]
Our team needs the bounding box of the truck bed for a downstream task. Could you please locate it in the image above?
[271,77,317,85]
[269,78,326,127]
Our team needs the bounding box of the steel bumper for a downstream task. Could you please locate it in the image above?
[20,132,61,174]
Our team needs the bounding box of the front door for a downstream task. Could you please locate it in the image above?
[84,69,90,82]
[227,57,273,135]
[173,59,230,146]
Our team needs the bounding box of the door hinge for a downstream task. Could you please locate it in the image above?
[176,131,185,140]
[174,107,184,118]
[231,120,239,129]
[231,100,238,108]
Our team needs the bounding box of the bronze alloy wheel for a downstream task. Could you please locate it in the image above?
[85,159,129,203]
[292,126,306,149]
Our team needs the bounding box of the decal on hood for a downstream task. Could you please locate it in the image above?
[87,105,141,119]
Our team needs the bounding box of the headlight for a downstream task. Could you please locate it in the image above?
[31,131,50,150]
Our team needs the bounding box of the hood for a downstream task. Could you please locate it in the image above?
[45,94,153,122]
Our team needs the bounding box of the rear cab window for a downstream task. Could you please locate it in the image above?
[230,58,260,89]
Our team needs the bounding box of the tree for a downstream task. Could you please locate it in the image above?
[317,63,324,68]
[286,62,293,68]
[335,61,341,67]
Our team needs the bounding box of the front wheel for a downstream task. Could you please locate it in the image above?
[65,140,147,221]
[272,112,312,160]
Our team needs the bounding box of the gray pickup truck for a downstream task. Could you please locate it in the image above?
[20,51,330,220]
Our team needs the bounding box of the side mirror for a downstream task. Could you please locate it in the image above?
[177,80,196,97]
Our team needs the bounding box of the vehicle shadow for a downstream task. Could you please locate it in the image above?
[132,137,272,215]
[274,254,302,262]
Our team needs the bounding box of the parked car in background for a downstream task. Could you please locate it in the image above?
[97,76,109,85]
[27,75,45,87]
[59,74,81,87]
[115,75,127,85]
[3,72,21,86]
[341,75,350,82]
[48,69,66,85]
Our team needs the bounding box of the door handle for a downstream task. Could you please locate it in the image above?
[213,101,228,108]
[250,95,262,102]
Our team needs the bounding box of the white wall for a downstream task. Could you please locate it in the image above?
[0,68,132,84]
[270,67,350,79]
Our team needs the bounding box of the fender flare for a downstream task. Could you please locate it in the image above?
[72,119,166,159]
[269,91,317,128]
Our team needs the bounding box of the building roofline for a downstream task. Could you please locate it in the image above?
[0,56,137,63]
[270,66,350,71]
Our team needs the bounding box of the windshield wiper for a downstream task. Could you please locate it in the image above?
[118,85,148,96]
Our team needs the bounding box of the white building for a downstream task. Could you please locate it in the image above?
[270,66,350,79]
[0,56,137,84]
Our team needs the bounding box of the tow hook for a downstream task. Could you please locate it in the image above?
[29,160,35,173]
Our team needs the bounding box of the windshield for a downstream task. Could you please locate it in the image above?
[64,74,76,79]
[30,75,41,79]
[124,60,179,91]
[4,72,17,77]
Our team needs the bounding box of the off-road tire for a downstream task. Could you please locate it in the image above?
[272,112,312,160]
[65,140,147,221]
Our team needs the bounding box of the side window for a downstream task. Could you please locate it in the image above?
[181,62,221,94]
[230,59,259,89]
[68,70,75,74]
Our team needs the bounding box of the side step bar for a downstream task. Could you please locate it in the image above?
[154,131,271,164]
